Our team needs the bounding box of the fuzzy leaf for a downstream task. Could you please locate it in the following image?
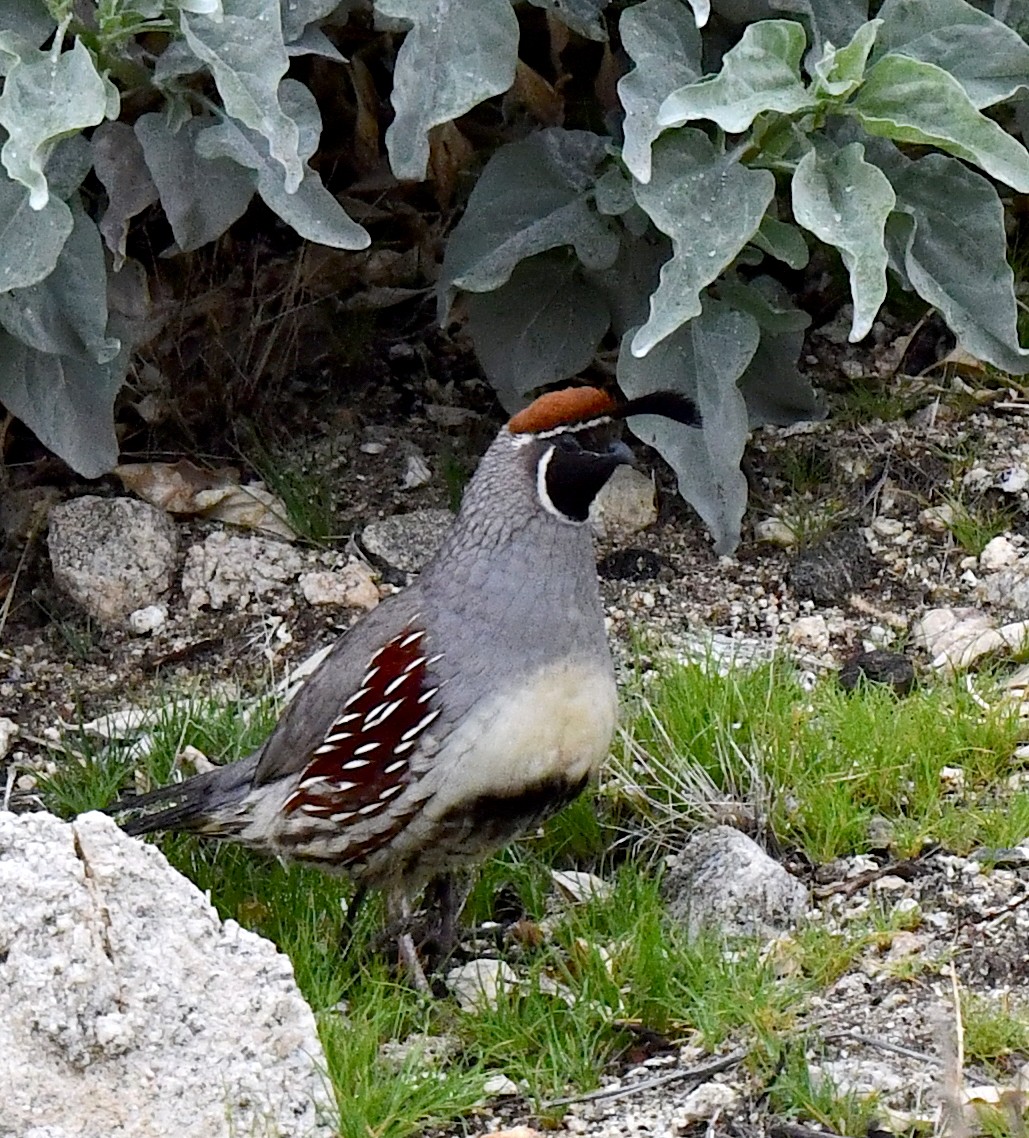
[0,330,125,477]
[466,251,610,410]
[684,0,710,27]
[135,113,254,252]
[92,122,159,268]
[196,81,369,249]
[791,141,894,341]
[180,0,303,192]
[0,39,112,209]
[631,130,774,356]
[619,300,760,554]
[657,20,812,134]
[889,153,1029,374]
[439,129,617,311]
[525,0,608,40]
[811,18,880,99]
[5,1,55,47]
[281,0,340,41]
[770,0,868,59]
[0,204,118,364]
[751,216,809,268]
[850,54,1029,192]
[875,0,1029,109]
[618,0,701,184]
[379,0,518,181]
[0,172,72,292]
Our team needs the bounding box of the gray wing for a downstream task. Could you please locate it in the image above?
[252,585,426,786]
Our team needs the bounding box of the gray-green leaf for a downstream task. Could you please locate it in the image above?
[92,122,159,268]
[466,251,610,410]
[281,0,340,41]
[0,171,72,292]
[439,129,617,313]
[618,0,702,184]
[631,129,775,355]
[751,215,809,269]
[619,300,760,554]
[196,80,369,250]
[0,203,118,364]
[658,20,812,134]
[379,0,518,181]
[525,0,609,40]
[850,54,1029,192]
[0,39,112,209]
[791,141,894,341]
[0,331,125,477]
[180,0,303,192]
[135,113,254,252]
[875,0,1029,109]
[811,18,880,100]
[889,153,1029,374]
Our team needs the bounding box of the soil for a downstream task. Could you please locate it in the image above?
[5,299,1029,1136]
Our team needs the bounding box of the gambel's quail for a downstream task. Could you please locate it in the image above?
[113,385,698,982]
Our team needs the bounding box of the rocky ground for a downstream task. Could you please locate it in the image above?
[5,308,1029,1135]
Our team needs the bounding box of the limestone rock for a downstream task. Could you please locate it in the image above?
[48,496,177,626]
[590,466,657,539]
[663,825,808,940]
[362,509,453,574]
[0,810,334,1138]
[182,530,304,611]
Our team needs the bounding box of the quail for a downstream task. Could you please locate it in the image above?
[114,385,699,983]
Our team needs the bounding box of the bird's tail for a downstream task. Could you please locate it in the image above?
[111,754,259,838]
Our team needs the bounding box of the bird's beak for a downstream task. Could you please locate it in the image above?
[605,439,638,469]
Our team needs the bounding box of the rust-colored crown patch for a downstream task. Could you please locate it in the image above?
[507,387,618,435]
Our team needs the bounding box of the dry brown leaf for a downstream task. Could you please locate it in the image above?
[350,54,381,175]
[507,60,563,125]
[114,459,240,514]
[428,121,475,208]
[194,483,298,540]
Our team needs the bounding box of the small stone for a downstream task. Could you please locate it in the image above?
[838,650,915,695]
[362,510,453,574]
[919,504,955,533]
[755,517,798,548]
[446,959,518,1012]
[980,535,1019,570]
[791,527,875,606]
[359,442,385,455]
[481,1073,520,1097]
[678,1081,740,1122]
[0,716,17,761]
[998,466,1029,493]
[871,517,904,538]
[299,563,379,610]
[939,765,966,791]
[590,466,657,538]
[788,614,830,654]
[128,604,167,635]
[550,870,612,904]
[401,453,431,490]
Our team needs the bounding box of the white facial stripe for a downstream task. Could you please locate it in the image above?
[508,414,615,446]
[535,444,585,525]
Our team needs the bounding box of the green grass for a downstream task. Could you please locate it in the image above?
[36,658,1029,1136]
[942,492,1018,557]
[240,430,341,544]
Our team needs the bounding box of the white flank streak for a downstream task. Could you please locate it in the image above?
[385,671,413,695]
[392,742,415,757]
[343,687,371,708]
[337,712,361,726]
[361,666,380,686]
[399,630,426,648]
[400,708,441,742]
[323,731,352,744]
[417,687,439,704]
[364,701,389,722]
[426,653,444,665]
[379,784,403,799]
[353,741,380,755]
[330,810,357,823]
[330,780,358,792]
[297,774,333,790]
[358,801,385,815]
[384,759,408,773]
[341,758,371,770]
[313,744,337,755]
[365,699,403,729]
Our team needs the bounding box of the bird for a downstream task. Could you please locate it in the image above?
[112,384,699,985]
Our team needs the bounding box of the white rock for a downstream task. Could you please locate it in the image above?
[919,504,955,533]
[482,1073,520,1096]
[550,869,613,905]
[912,606,1029,672]
[401,453,432,489]
[0,811,334,1138]
[0,716,16,761]
[590,466,657,538]
[678,1080,740,1122]
[182,531,303,611]
[871,517,904,538]
[787,614,830,654]
[980,535,1019,570]
[999,466,1029,493]
[663,825,808,940]
[446,959,518,1012]
[362,510,453,574]
[754,517,797,548]
[127,604,167,634]
[48,497,177,626]
[300,562,380,610]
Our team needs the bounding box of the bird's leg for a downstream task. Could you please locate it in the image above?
[338,884,369,956]
[389,889,430,991]
[422,873,473,962]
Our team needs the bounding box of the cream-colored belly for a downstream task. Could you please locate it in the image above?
[422,659,618,820]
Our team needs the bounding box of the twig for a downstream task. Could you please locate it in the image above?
[2,762,15,812]
[811,860,922,899]
[542,1049,747,1109]
[823,1031,940,1066]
